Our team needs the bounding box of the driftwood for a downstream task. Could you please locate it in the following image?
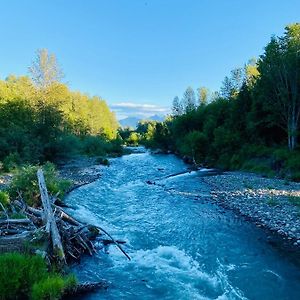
[101,239,126,246]
[0,168,131,297]
[64,280,109,298]
[0,231,33,252]
[95,225,131,260]
[0,218,32,225]
[37,169,66,265]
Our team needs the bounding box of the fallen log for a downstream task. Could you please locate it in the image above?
[95,225,131,261]
[65,280,109,297]
[101,239,126,246]
[37,169,66,265]
[0,231,33,253]
[0,219,32,226]
[53,205,80,226]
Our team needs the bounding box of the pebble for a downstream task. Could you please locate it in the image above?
[202,172,300,249]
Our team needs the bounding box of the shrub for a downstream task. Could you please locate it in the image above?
[31,275,65,300]
[2,152,22,172]
[0,253,47,300]
[9,162,71,207]
[81,136,108,156]
[0,191,10,208]
[289,171,300,182]
[31,274,77,300]
[49,134,82,160]
[127,132,140,146]
[0,253,77,300]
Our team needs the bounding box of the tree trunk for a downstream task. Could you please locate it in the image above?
[288,117,298,151]
[37,169,66,265]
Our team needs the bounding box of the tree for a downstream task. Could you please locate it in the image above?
[197,86,209,106]
[220,68,244,99]
[257,23,300,150]
[245,58,259,86]
[29,49,63,89]
[172,96,183,116]
[182,87,196,113]
[181,131,207,165]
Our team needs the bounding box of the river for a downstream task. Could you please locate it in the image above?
[66,149,300,300]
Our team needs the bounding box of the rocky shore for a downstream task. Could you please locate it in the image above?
[57,156,103,192]
[202,172,300,248]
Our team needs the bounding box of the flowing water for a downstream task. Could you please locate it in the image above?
[66,149,300,300]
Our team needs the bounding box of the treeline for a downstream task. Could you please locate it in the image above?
[138,24,300,180]
[0,49,121,171]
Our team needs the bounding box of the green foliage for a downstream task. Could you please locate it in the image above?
[0,253,77,300]
[141,25,300,179]
[0,253,47,300]
[179,131,207,163]
[80,136,107,156]
[31,275,65,300]
[10,212,26,219]
[0,50,119,166]
[127,132,140,146]
[0,191,10,208]
[9,162,71,207]
[31,273,77,300]
[2,152,22,172]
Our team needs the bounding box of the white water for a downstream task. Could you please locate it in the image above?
[66,150,300,300]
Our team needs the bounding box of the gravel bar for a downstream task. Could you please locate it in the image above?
[202,172,300,248]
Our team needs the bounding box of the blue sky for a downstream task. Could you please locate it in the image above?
[0,0,299,119]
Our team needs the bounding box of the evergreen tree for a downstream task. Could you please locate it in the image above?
[182,86,196,113]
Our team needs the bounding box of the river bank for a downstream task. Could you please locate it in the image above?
[57,156,103,192]
[47,154,300,251]
[202,172,300,248]
[2,152,300,253]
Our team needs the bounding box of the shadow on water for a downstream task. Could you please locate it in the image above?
[66,150,300,300]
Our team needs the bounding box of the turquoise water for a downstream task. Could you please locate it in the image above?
[66,151,300,300]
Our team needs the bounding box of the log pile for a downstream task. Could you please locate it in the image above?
[0,168,133,296]
[0,169,130,265]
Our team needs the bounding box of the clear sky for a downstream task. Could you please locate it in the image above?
[0,0,299,119]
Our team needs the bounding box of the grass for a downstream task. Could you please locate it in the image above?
[10,212,26,219]
[0,253,77,300]
[9,162,71,207]
[0,191,10,208]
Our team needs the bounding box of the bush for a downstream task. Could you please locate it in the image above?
[81,136,108,156]
[9,162,71,207]
[31,274,77,300]
[2,152,22,172]
[0,191,10,208]
[48,134,82,160]
[31,275,65,300]
[0,253,77,300]
[0,253,47,300]
[127,132,140,146]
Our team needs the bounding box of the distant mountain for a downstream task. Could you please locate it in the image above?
[119,115,165,128]
[119,117,140,128]
[148,114,165,122]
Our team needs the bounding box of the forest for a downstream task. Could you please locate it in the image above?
[133,24,300,181]
[0,49,121,172]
